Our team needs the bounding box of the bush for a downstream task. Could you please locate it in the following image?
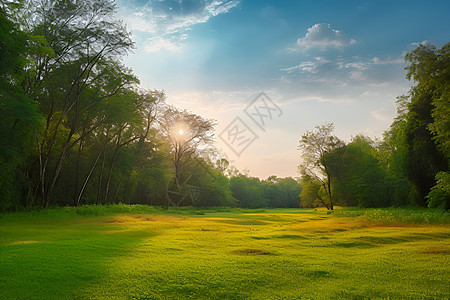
[334,207,450,225]
[426,172,450,210]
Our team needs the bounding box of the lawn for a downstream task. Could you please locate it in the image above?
[0,206,449,299]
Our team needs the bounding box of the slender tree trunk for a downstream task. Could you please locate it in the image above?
[96,146,107,205]
[44,141,71,208]
[137,180,141,203]
[163,180,170,210]
[76,146,104,206]
[103,127,123,203]
[73,136,84,206]
[41,94,79,207]
[323,164,334,211]
[112,174,125,204]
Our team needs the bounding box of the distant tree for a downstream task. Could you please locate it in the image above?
[263,177,301,208]
[298,123,343,210]
[276,177,302,208]
[158,106,215,208]
[230,175,267,208]
[263,176,281,208]
[299,175,324,208]
[187,158,234,207]
[327,135,389,207]
[216,158,230,174]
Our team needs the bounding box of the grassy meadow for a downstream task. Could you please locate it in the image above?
[0,206,449,299]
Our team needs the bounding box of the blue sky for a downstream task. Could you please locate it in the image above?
[116,0,450,179]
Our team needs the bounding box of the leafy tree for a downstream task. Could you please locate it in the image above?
[158,106,216,208]
[401,43,449,206]
[380,96,414,206]
[263,176,301,208]
[230,175,267,208]
[426,172,450,209]
[186,158,234,207]
[299,175,325,208]
[0,2,43,209]
[17,0,135,207]
[328,136,388,207]
[298,123,343,210]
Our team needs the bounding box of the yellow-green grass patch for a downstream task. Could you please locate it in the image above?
[0,207,449,299]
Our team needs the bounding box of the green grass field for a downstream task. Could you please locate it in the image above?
[0,206,449,299]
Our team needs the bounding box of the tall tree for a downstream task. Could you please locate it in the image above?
[158,106,215,208]
[402,43,449,206]
[298,123,343,210]
[0,1,43,209]
[18,0,135,207]
[380,96,414,206]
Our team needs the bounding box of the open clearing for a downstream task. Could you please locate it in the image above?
[0,208,449,299]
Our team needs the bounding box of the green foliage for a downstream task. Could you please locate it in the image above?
[0,91,43,209]
[298,123,344,210]
[184,159,235,207]
[299,175,323,208]
[230,175,267,208]
[0,5,26,78]
[263,177,302,208]
[328,136,389,207]
[426,171,450,209]
[401,43,449,205]
[334,207,450,225]
[426,43,450,158]
[0,5,44,209]
[228,175,302,209]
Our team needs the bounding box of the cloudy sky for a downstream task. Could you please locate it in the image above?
[116,0,450,179]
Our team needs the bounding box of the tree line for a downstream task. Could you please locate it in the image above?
[1,1,448,211]
[299,42,449,210]
[0,0,301,211]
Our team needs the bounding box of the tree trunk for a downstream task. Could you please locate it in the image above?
[103,127,123,203]
[76,146,104,206]
[323,164,334,211]
[44,142,70,208]
[73,136,85,206]
[112,174,125,204]
[96,146,107,205]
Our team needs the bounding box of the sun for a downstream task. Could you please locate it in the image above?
[178,129,184,135]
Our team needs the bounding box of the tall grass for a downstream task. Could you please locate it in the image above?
[334,207,450,225]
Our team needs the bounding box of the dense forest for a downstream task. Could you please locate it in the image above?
[0,0,448,211]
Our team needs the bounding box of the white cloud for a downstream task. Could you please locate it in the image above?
[296,23,356,49]
[281,61,315,73]
[339,61,370,70]
[371,108,392,122]
[281,57,332,73]
[309,96,354,104]
[411,40,431,47]
[280,54,407,87]
[362,90,378,97]
[372,57,404,65]
[144,34,188,53]
[118,0,240,53]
